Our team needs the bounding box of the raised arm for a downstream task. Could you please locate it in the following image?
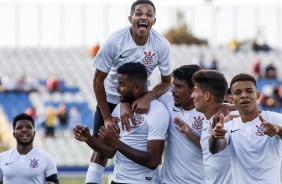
[98,126,165,170]
[73,125,117,158]
[131,74,172,115]
[93,69,119,126]
[259,115,282,139]
[209,114,228,154]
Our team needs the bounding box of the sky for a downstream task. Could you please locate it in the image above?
[0,0,281,48]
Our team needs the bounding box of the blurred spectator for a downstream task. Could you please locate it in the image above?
[260,93,281,112]
[45,107,57,138]
[196,53,206,69]
[207,55,218,70]
[0,74,18,92]
[252,58,261,79]
[25,75,41,92]
[69,107,81,129]
[57,103,69,138]
[228,38,240,52]
[46,75,60,93]
[90,43,100,57]
[252,39,271,52]
[25,106,37,120]
[16,74,26,92]
[258,63,281,112]
[0,73,42,93]
[264,63,277,79]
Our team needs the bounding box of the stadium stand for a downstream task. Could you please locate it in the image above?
[0,45,282,168]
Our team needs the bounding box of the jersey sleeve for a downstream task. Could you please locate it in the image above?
[265,111,282,126]
[93,38,117,73]
[44,153,58,178]
[111,104,120,118]
[157,40,173,76]
[157,92,173,107]
[146,101,169,140]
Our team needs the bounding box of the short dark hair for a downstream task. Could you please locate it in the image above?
[13,113,34,130]
[226,88,231,95]
[192,70,228,103]
[117,62,147,83]
[173,65,202,88]
[230,73,257,89]
[130,0,156,16]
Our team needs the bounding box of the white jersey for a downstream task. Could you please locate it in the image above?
[225,110,282,184]
[93,26,173,104]
[158,92,205,184]
[111,100,169,184]
[0,148,58,184]
[201,117,232,184]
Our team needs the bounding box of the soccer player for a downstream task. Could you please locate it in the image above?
[191,70,232,184]
[0,113,59,184]
[89,0,172,183]
[74,62,169,183]
[210,73,282,184]
[157,65,205,183]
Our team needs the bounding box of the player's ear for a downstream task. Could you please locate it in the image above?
[128,16,132,23]
[205,92,211,101]
[134,83,142,93]
[152,18,156,25]
[256,91,260,100]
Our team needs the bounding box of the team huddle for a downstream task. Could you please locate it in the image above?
[0,0,282,184]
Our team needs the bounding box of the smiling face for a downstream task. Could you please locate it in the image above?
[116,74,136,103]
[231,80,260,115]
[191,83,206,113]
[13,119,35,146]
[172,78,194,109]
[129,3,156,43]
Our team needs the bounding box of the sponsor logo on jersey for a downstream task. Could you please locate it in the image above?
[142,51,155,65]
[255,124,265,136]
[119,54,127,58]
[29,158,39,168]
[145,176,152,181]
[173,107,180,112]
[134,113,144,125]
[231,129,240,133]
[192,116,204,130]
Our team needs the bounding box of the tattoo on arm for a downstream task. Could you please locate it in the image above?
[209,137,225,154]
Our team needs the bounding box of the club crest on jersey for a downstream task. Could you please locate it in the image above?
[29,158,39,168]
[134,113,144,125]
[192,116,204,130]
[255,124,265,136]
[142,51,155,65]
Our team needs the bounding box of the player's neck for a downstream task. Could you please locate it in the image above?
[182,102,194,111]
[130,29,149,46]
[240,108,260,123]
[204,103,222,120]
[17,144,33,155]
